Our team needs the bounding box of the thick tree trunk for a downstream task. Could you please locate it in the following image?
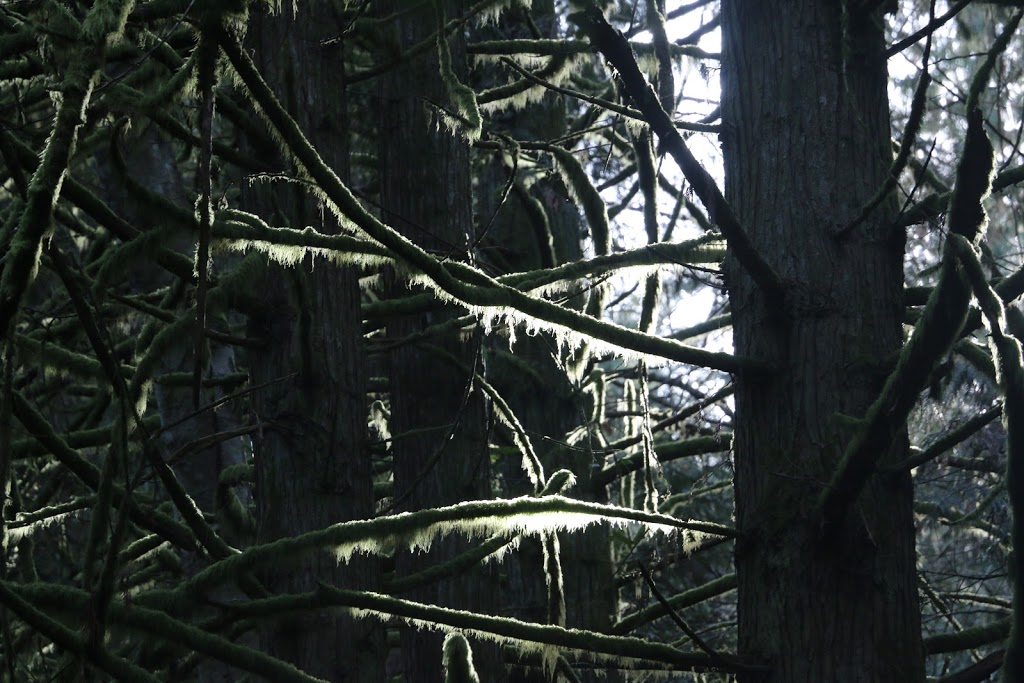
[721,2,925,681]
[243,5,384,681]
[377,4,503,681]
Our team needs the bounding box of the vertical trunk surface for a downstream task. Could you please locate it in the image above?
[244,5,384,681]
[474,9,618,674]
[377,3,502,681]
[721,2,925,681]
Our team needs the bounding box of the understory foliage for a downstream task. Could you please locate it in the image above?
[0,0,1023,681]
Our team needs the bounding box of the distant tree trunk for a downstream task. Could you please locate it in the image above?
[377,3,503,682]
[94,125,251,682]
[721,2,925,681]
[487,173,617,680]
[243,5,384,681]
[474,7,618,672]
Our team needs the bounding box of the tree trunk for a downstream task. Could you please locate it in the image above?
[243,5,384,681]
[377,4,503,681]
[721,2,925,681]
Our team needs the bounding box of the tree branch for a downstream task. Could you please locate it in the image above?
[568,3,785,305]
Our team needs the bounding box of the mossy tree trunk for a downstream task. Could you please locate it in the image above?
[242,5,384,681]
[721,2,925,680]
[377,3,504,681]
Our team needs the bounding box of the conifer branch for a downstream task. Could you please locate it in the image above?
[613,572,736,634]
[0,579,161,683]
[231,585,759,673]
[215,23,769,374]
[947,233,1024,680]
[9,582,326,683]
[569,3,786,306]
[0,1,130,337]
[175,494,737,598]
[11,391,198,551]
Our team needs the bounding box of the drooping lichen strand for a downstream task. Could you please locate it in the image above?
[478,54,577,113]
[80,0,135,45]
[639,363,660,512]
[433,3,482,142]
[443,633,481,683]
[542,533,566,628]
[475,372,544,490]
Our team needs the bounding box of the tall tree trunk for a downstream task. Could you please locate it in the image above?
[377,3,503,681]
[243,5,384,681]
[477,49,617,681]
[722,2,925,681]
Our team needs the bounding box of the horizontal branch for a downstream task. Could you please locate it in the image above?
[594,434,732,489]
[613,572,737,635]
[175,494,738,598]
[924,617,1010,654]
[215,24,769,375]
[315,586,759,674]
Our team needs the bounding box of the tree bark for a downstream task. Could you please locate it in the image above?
[721,2,925,681]
[377,3,503,681]
[243,5,384,681]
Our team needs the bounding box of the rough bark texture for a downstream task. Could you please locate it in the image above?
[721,2,925,681]
[377,3,503,681]
[243,5,384,681]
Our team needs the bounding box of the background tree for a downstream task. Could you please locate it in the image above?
[1,2,1024,682]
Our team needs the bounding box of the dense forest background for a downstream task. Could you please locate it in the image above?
[2,0,1024,681]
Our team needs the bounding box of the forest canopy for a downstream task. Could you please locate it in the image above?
[1,1,1024,682]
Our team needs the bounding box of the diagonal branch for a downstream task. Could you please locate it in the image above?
[568,3,785,305]
[818,106,997,536]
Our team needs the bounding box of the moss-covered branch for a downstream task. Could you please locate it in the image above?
[215,23,767,374]
[10,582,326,683]
[173,494,737,598]
[613,572,736,634]
[818,99,998,535]
[0,1,134,336]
